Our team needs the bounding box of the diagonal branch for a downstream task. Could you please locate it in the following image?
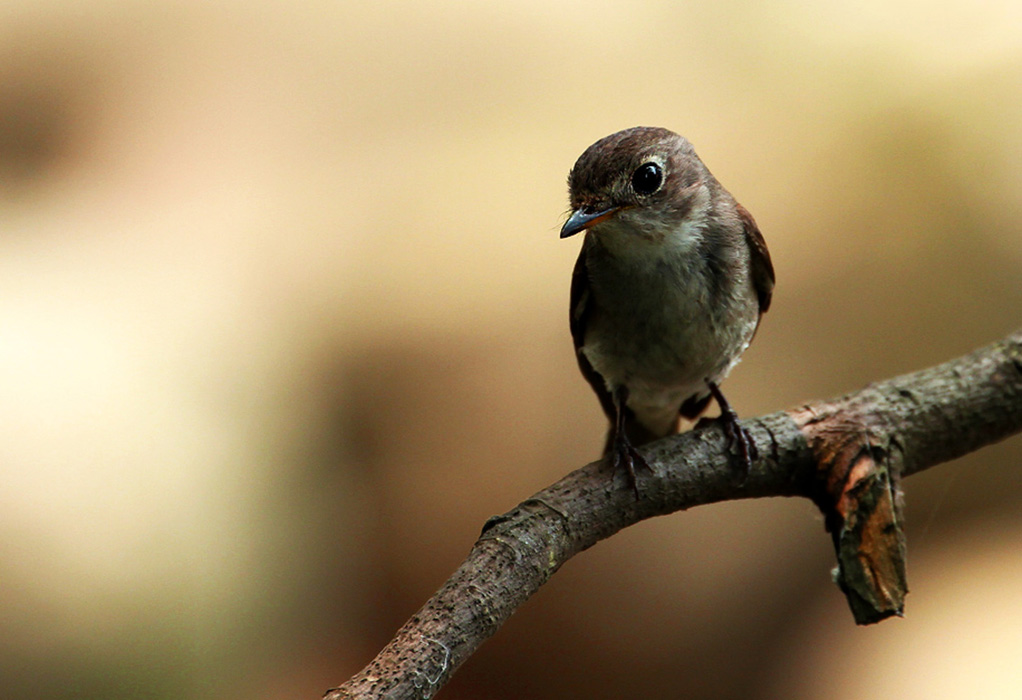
[326,330,1022,700]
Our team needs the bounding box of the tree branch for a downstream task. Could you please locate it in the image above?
[326,330,1022,700]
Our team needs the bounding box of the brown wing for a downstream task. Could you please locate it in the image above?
[736,203,774,315]
[569,248,616,422]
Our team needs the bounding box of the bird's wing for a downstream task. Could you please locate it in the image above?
[736,203,775,315]
[570,248,616,422]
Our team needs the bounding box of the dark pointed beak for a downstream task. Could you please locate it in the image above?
[559,206,621,238]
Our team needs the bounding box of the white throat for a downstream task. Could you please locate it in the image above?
[593,186,712,261]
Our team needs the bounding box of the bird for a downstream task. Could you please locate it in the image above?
[560,126,774,494]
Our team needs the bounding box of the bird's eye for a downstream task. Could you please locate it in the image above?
[630,162,663,195]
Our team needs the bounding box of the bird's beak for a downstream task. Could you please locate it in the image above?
[559,206,621,239]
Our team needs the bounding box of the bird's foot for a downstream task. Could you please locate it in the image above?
[704,382,757,482]
[609,432,650,499]
[696,412,756,482]
[722,413,756,481]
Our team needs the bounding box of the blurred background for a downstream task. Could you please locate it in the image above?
[1,1,1020,698]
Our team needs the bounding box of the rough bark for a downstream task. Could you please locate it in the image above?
[326,330,1022,700]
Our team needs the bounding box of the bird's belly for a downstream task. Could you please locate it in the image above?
[581,285,758,435]
[584,300,747,385]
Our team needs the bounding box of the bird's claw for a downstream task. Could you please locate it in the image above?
[609,434,650,499]
[720,414,756,482]
[703,382,757,482]
[695,412,755,481]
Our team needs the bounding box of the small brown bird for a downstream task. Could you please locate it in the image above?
[561,126,774,492]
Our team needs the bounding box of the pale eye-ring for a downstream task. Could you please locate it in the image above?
[630,162,663,196]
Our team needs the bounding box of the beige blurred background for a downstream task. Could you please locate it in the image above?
[1,1,1020,698]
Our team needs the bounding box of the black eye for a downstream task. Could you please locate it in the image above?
[630,162,663,195]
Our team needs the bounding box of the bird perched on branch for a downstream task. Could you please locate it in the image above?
[560,126,774,493]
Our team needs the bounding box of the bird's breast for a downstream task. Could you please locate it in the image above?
[580,243,758,430]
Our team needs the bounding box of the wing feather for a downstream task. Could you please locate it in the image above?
[569,249,615,422]
[736,202,774,315]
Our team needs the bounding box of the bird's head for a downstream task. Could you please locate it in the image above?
[560,126,713,247]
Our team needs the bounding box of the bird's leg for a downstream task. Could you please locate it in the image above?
[609,386,649,498]
[706,381,756,481]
